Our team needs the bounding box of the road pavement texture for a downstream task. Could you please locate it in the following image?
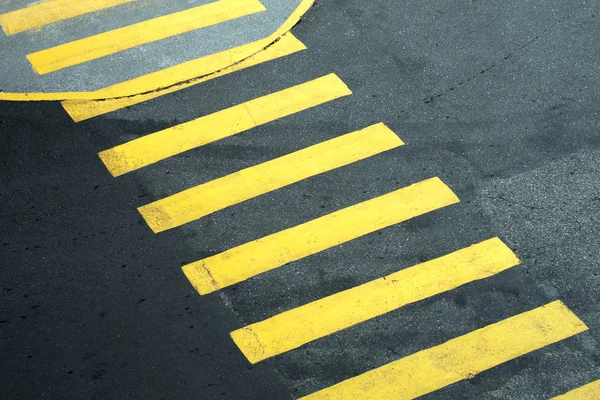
[2,0,600,399]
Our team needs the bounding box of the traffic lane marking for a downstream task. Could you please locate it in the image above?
[300,301,588,399]
[552,379,600,399]
[231,237,520,363]
[98,73,352,177]
[26,0,267,75]
[0,0,133,35]
[182,177,460,295]
[138,123,404,233]
[61,33,307,122]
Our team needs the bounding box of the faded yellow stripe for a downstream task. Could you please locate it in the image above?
[232,238,520,364]
[139,123,404,233]
[61,33,307,122]
[301,301,588,400]
[182,177,460,295]
[0,0,133,35]
[26,0,267,75]
[552,379,600,399]
[99,73,351,177]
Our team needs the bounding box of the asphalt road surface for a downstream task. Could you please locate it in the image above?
[2,0,600,399]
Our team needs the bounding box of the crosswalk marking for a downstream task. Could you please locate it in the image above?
[552,379,600,399]
[182,177,460,295]
[26,0,267,75]
[139,123,404,233]
[300,301,588,400]
[0,0,133,36]
[98,73,352,177]
[231,238,520,364]
[61,33,307,122]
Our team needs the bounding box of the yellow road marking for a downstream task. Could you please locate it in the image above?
[182,177,460,295]
[0,0,133,35]
[0,0,314,100]
[139,123,404,233]
[99,73,352,177]
[26,0,267,75]
[552,379,600,399]
[231,238,520,364]
[301,301,588,400]
[61,33,307,122]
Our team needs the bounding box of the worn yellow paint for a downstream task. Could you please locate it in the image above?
[26,0,267,75]
[139,123,404,233]
[61,33,307,122]
[0,0,315,100]
[231,238,520,363]
[301,301,588,400]
[98,73,351,177]
[552,379,600,399]
[182,177,460,295]
[0,0,133,35]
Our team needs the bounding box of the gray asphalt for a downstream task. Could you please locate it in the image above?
[1,0,600,399]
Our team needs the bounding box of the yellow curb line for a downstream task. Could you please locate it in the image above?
[0,0,314,101]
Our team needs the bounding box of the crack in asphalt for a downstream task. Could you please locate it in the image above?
[65,4,313,103]
[422,12,577,105]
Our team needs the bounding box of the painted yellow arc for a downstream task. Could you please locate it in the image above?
[0,0,315,101]
[61,33,307,122]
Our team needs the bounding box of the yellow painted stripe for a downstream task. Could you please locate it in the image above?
[0,0,133,35]
[139,123,404,233]
[301,301,588,400]
[99,73,351,177]
[26,0,267,75]
[232,238,520,364]
[552,379,600,399]
[183,177,460,295]
[61,33,307,122]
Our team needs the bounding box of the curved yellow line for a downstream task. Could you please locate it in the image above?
[0,0,314,101]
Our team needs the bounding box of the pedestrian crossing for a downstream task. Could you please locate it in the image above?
[138,123,404,232]
[300,301,587,399]
[53,1,596,398]
[98,73,351,176]
[0,0,312,96]
[183,177,459,295]
[231,238,520,363]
